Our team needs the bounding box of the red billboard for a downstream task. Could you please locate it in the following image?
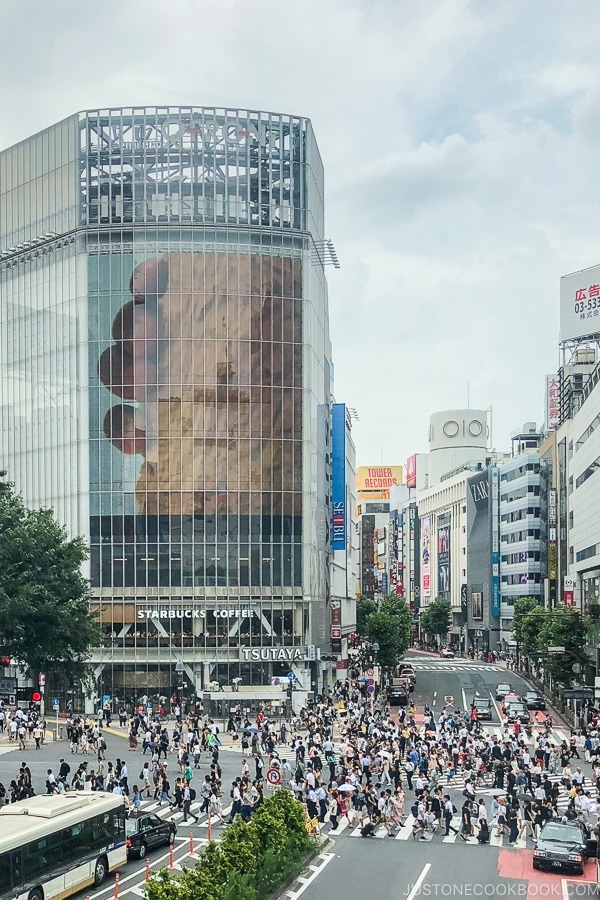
[406,454,417,489]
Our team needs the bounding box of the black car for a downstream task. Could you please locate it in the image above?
[533,818,597,875]
[524,690,546,711]
[387,684,408,706]
[126,812,177,859]
[471,697,493,721]
[505,701,531,725]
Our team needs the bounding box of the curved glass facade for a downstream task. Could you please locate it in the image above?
[0,108,332,706]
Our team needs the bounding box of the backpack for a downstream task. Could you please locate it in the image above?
[189,788,196,801]
[411,803,418,818]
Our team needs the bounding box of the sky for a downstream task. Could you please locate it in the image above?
[2,0,600,467]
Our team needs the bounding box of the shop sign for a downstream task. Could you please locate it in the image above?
[138,607,257,620]
[241,647,306,661]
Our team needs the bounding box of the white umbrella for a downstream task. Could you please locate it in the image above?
[377,750,393,760]
[337,783,357,792]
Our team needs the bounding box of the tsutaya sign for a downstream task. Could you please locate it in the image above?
[241,647,306,662]
[138,608,257,620]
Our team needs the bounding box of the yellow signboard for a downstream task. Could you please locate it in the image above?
[356,465,403,491]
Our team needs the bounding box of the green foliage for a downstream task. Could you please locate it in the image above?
[356,596,377,637]
[144,791,312,900]
[419,596,452,641]
[511,599,592,688]
[0,472,99,679]
[512,597,541,652]
[363,594,411,668]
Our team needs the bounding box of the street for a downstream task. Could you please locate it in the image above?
[282,655,600,900]
[0,657,597,900]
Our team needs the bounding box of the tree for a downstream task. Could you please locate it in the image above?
[356,596,377,637]
[363,594,411,669]
[512,597,540,653]
[538,609,590,688]
[0,473,99,680]
[419,596,452,644]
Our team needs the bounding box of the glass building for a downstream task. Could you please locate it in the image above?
[0,107,333,707]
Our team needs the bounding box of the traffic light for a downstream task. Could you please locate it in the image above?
[31,691,41,703]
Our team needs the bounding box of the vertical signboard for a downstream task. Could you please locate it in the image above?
[491,468,500,617]
[548,488,557,581]
[437,517,450,595]
[545,374,560,432]
[330,598,342,654]
[409,504,416,607]
[331,403,346,550]
[405,454,417,489]
[564,576,575,607]
[421,515,431,598]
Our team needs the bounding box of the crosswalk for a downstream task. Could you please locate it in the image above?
[409,663,504,672]
[337,813,530,846]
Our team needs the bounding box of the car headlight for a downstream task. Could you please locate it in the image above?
[568,854,583,862]
[533,850,546,857]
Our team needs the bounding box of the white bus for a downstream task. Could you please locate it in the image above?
[0,792,127,900]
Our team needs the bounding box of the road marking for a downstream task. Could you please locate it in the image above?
[406,863,431,900]
[284,852,335,899]
[462,687,468,711]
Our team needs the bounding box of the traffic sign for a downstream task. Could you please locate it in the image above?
[366,667,374,677]
[548,646,565,653]
[366,684,375,695]
[266,767,281,786]
[52,699,59,710]
[287,672,296,682]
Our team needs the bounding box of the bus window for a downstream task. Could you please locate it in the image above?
[11,849,22,887]
[23,840,50,881]
[0,853,10,894]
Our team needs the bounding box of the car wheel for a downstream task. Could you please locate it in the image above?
[28,891,44,900]
[94,856,108,886]
[138,841,147,861]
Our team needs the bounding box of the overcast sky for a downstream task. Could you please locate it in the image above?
[2,0,600,468]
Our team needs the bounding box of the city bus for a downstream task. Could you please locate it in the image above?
[0,791,127,900]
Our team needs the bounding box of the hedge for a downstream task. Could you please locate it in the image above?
[143,789,315,900]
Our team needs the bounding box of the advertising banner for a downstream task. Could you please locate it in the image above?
[545,374,560,431]
[491,468,500,617]
[437,521,450,595]
[548,489,558,581]
[356,465,403,491]
[421,515,431,598]
[89,250,302,590]
[405,454,417,489]
[331,404,346,550]
[560,265,600,342]
[472,592,483,620]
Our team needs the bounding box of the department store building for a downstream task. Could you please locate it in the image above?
[0,107,336,707]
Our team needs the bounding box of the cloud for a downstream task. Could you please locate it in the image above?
[1,0,600,467]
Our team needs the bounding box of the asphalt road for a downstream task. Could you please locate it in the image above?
[283,654,600,900]
[0,723,267,900]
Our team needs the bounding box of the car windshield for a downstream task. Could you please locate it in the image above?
[498,685,511,692]
[474,699,490,707]
[541,824,582,843]
[125,819,140,835]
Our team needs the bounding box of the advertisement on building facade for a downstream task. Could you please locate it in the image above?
[564,576,575,607]
[356,466,403,491]
[331,404,346,550]
[548,488,558,581]
[88,250,304,620]
[545,375,560,431]
[437,519,450,595]
[421,515,431,598]
[405,454,417,489]
[560,265,600,342]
